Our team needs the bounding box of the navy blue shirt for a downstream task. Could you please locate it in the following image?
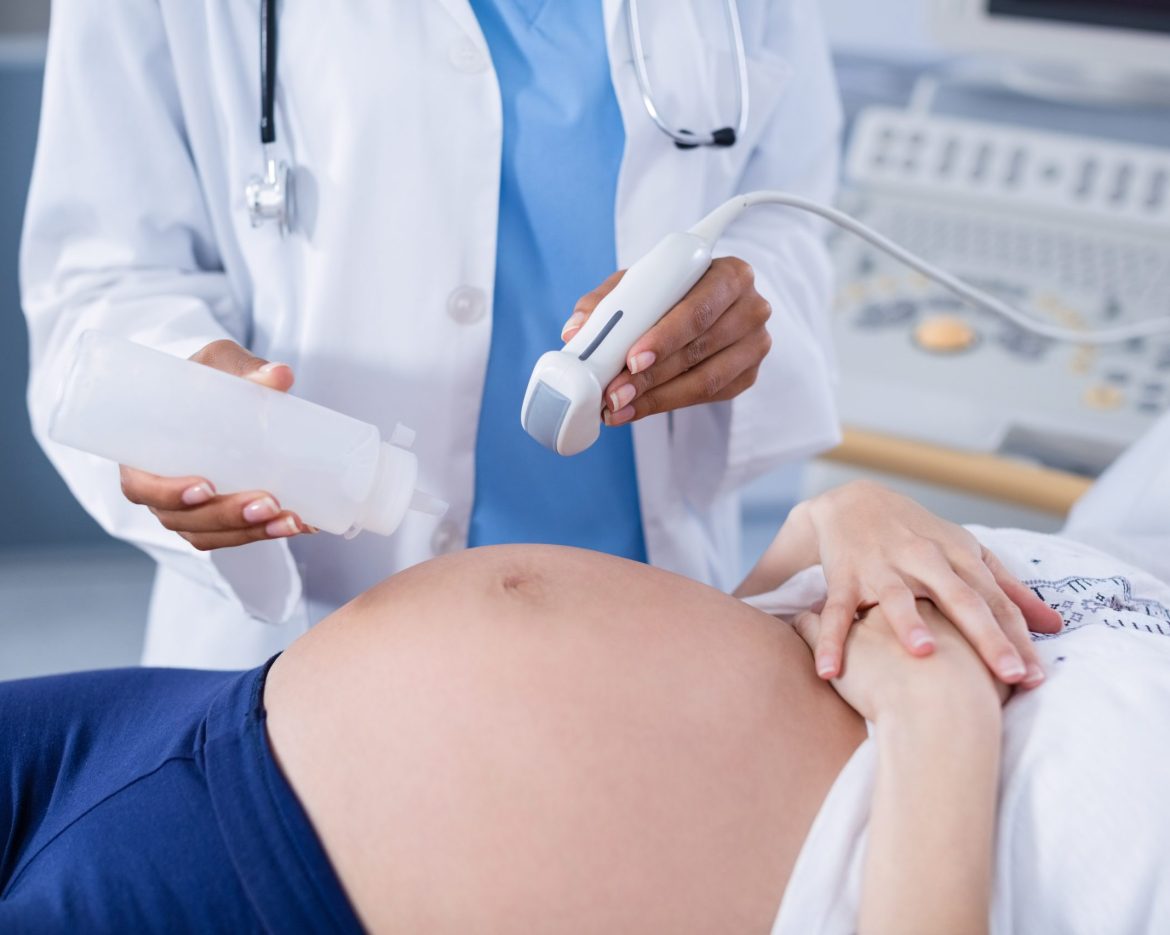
[467,0,647,560]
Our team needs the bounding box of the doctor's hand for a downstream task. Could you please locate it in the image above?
[777,481,1063,688]
[562,257,772,425]
[118,340,311,551]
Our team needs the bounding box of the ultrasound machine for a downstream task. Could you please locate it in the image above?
[819,0,1170,522]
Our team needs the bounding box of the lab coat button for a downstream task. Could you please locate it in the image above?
[449,39,488,74]
[431,519,463,555]
[447,286,487,324]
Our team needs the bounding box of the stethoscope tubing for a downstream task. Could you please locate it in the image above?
[259,0,277,146]
[247,0,749,229]
[626,0,749,148]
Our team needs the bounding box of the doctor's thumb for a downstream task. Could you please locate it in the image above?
[190,339,295,392]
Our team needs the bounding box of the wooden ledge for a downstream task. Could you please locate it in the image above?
[822,427,1094,516]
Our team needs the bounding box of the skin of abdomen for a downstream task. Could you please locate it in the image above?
[264,545,865,934]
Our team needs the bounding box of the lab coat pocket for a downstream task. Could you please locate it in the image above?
[708,48,793,161]
[692,48,794,207]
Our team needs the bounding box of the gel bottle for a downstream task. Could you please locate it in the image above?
[50,330,447,537]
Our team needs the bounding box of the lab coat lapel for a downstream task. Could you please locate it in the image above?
[431,0,489,51]
[603,0,625,46]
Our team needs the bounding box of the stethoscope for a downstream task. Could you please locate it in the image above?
[245,0,749,231]
[627,0,749,150]
[244,0,291,232]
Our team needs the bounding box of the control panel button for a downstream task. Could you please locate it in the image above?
[913,315,978,354]
[1083,383,1125,410]
[857,300,917,329]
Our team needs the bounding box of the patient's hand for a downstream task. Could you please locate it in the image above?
[793,598,1010,722]
[740,480,1062,687]
[795,599,1005,935]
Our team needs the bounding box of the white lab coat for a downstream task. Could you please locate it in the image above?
[22,0,842,668]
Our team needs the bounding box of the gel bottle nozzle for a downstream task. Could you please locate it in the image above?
[351,439,448,537]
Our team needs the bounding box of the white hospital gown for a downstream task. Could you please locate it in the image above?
[760,527,1170,935]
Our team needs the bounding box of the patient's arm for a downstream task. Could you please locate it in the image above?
[738,481,1061,686]
[796,600,1003,935]
[264,545,865,934]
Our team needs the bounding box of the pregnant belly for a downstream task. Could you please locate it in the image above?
[266,544,865,933]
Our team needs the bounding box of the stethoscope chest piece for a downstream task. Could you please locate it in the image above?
[245,149,292,235]
[246,0,291,235]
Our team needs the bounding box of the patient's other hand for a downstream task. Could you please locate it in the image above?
[794,598,1011,723]
[796,481,1062,687]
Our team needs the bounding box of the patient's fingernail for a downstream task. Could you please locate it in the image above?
[1023,663,1046,687]
[909,628,934,652]
[997,653,1026,681]
[628,351,656,374]
[609,383,636,412]
[561,312,586,340]
[607,405,635,426]
[181,482,215,506]
[258,361,289,374]
[265,515,300,538]
[243,496,280,523]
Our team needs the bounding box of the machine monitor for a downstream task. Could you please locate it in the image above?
[932,0,1170,81]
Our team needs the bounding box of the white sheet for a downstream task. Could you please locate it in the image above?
[766,527,1170,934]
[1064,409,1170,582]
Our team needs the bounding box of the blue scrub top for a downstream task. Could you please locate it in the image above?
[467,0,647,561]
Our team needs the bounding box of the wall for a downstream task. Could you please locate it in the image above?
[1,53,110,548]
[822,0,938,58]
[0,2,50,33]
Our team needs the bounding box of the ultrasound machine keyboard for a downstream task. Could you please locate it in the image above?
[829,108,1170,477]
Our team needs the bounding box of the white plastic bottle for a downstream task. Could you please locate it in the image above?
[50,330,447,537]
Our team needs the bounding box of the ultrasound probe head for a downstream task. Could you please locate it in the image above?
[522,353,608,456]
[521,231,716,455]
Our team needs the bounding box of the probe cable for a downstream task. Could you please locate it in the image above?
[690,191,1170,345]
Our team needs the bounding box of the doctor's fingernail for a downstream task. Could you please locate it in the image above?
[181,482,215,506]
[627,351,656,374]
[560,312,586,340]
[258,361,289,374]
[609,383,636,412]
[997,653,1026,681]
[265,515,300,538]
[816,655,837,679]
[909,628,934,652]
[243,496,280,523]
[606,405,635,426]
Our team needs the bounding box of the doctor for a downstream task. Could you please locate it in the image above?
[22,0,842,669]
